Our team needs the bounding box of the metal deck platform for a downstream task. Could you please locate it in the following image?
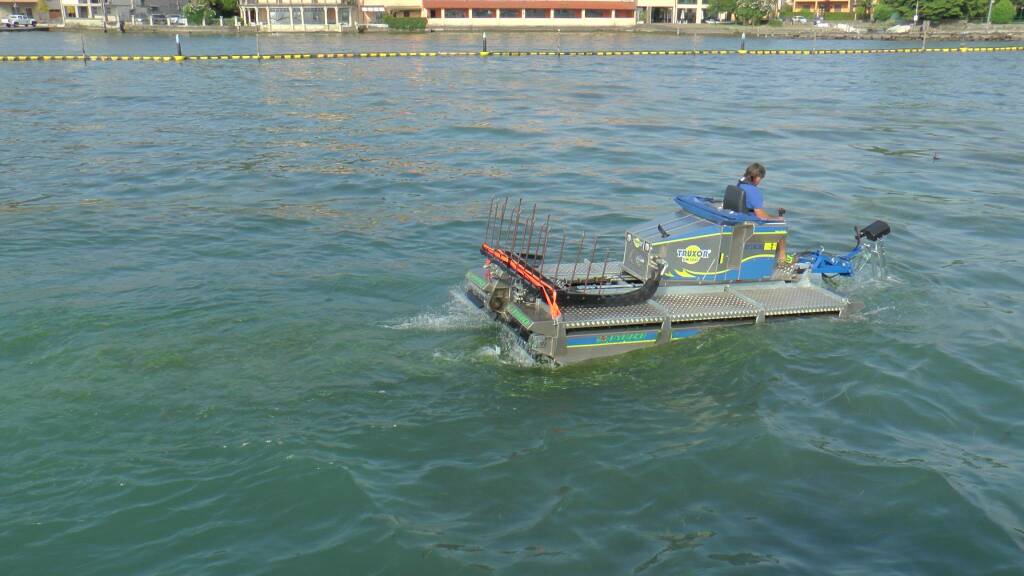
[555,284,848,329]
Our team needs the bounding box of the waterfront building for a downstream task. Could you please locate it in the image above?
[674,0,708,22]
[60,0,184,22]
[422,0,636,27]
[1,0,57,19]
[239,0,357,29]
[792,0,851,12]
[635,0,671,22]
[361,0,422,23]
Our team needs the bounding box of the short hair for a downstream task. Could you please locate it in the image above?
[743,163,766,182]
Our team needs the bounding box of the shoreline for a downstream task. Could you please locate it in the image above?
[49,21,1024,42]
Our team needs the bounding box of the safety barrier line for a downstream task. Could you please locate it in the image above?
[1,45,1021,62]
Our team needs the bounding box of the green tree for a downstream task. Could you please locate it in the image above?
[921,0,968,19]
[873,2,894,19]
[854,0,873,18]
[183,0,217,23]
[735,0,773,23]
[963,0,988,19]
[990,0,1014,22]
[211,0,239,17]
[887,0,968,21]
[707,0,738,19]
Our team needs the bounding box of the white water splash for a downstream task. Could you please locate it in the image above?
[387,288,490,331]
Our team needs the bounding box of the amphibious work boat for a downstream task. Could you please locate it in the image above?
[465,188,891,365]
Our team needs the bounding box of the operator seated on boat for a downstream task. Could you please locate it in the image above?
[735,163,785,221]
[725,162,789,265]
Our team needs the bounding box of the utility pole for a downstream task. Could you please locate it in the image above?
[102,0,108,32]
[986,0,995,26]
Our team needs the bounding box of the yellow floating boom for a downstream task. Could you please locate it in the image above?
[0,45,1021,63]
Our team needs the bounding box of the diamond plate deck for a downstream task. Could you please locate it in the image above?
[560,300,665,329]
[653,292,759,322]
[733,286,847,317]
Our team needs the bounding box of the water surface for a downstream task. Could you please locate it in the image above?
[2,32,1022,575]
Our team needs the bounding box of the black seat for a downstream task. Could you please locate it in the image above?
[723,185,747,213]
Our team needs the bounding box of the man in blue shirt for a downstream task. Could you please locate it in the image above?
[737,163,784,221]
[737,163,788,266]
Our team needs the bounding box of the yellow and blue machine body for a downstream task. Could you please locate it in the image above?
[622,195,786,284]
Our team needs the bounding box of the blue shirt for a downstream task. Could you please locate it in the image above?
[738,182,763,213]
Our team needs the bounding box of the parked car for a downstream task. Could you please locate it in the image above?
[150,13,168,24]
[3,14,37,27]
[168,15,189,26]
[702,17,720,24]
[791,15,807,23]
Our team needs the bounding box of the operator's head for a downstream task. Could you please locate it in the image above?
[744,163,766,185]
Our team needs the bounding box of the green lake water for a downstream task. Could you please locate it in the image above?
[1,31,1022,575]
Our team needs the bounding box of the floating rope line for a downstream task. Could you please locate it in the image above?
[0,45,1021,62]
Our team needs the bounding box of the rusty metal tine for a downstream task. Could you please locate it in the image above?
[494,196,509,249]
[499,196,512,250]
[524,204,537,262]
[539,215,552,269]
[483,196,495,245]
[509,198,523,256]
[553,233,566,284]
[584,237,598,289]
[499,196,512,249]
[598,247,611,295]
[570,231,585,283]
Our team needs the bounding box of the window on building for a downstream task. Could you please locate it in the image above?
[584,9,609,17]
[269,7,290,23]
[524,8,548,17]
[472,8,495,17]
[429,8,438,17]
[444,8,468,17]
[617,9,633,17]
[499,8,521,17]
[303,7,325,23]
[553,8,580,17]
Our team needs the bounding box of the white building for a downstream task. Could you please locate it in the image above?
[239,0,357,30]
[61,0,185,22]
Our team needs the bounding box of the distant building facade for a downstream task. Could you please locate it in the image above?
[792,0,851,12]
[422,0,636,27]
[2,0,62,19]
[361,0,421,24]
[674,0,708,22]
[635,0,670,22]
[239,0,357,29]
[61,0,185,21]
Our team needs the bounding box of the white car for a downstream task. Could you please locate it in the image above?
[791,15,807,23]
[3,14,37,27]
[168,15,189,26]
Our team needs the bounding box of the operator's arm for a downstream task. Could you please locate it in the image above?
[753,208,784,221]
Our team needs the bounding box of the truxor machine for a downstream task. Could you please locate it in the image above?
[465,188,891,365]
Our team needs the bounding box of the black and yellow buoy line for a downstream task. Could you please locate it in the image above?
[1,45,1021,63]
